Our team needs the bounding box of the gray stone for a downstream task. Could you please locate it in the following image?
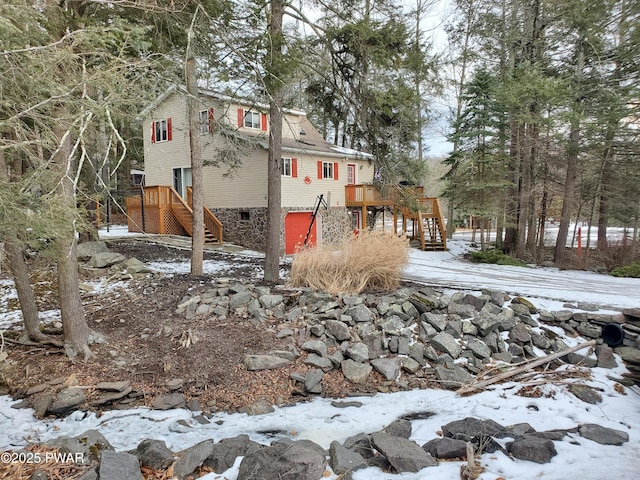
[237,440,327,480]
[371,358,402,381]
[325,320,351,341]
[346,342,369,363]
[568,384,602,404]
[49,387,86,415]
[615,346,640,364]
[435,365,475,390]
[133,439,175,470]
[402,357,421,373]
[595,344,618,369]
[430,331,461,358]
[578,424,629,445]
[46,430,113,464]
[91,386,133,406]
[204,435,263,472]
[328,441,367,475]
[466,337,492,359]
[124,257,155,274]
[442,417,506,440]
[304,369,324,393]
[32,393,53,417]
[531,331,552,350]
[77,241,109,260]
[461,320,478,336]
[344,304,374,323]
[506,435,556,464]
[244,354,291,371]
[509,323,531,343]
[99,451,142,480]
[576,322,602,338]
[341,359,373,383]
[327,350,345,368]
[492,351,513,363]
[419,321,438,342]
[421,312,447,332]
[473,313,502,336]
[511,297,538,314]
[301,339,327,357]
[229,290,253,309]
[304,353,334,371]
[447,302,477,319]
[88,252,126,268]
[422,437,468,459]
[151,392,186,410]
[380,315,406,334]
[564,352,597,368]
[370,433,437,472]
[173,440,214,479]
[380,419,412,439]
[259,294,284,309]
[239,399,275,415]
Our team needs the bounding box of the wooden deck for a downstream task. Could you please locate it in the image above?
[125,186,223,244]
[345,184,446,251]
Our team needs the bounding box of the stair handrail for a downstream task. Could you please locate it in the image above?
[185,186,223,243]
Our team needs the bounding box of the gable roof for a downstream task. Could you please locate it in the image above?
[140,86,372,161]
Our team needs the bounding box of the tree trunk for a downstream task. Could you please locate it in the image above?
[54,117,94,360]
[0,139,44,342]
[264,0,285,283]
[186,49,204,276]
[555,41,584,265]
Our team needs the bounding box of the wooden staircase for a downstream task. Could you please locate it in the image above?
[125,186,223,244]
[412,198,447,251]
[170,189,222,244]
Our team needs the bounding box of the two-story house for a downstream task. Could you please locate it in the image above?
[134,86,376,253]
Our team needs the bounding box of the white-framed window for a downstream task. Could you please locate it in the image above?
[280,157,298,177]
[317,161,339,180]
[281,157,292,176]
[244,110,261,129]
[322,161,333,179]
[152,118,172,143]
[199,110,209,134]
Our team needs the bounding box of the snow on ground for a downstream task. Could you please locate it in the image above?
[1,228,640,479]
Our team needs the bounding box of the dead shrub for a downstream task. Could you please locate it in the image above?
[288,230,409,295]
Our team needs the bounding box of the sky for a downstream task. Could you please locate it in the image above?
[1,229,640,479]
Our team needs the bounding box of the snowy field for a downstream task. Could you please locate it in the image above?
[1,227,639,479]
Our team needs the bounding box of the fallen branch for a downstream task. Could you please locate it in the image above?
[456,339,597,396]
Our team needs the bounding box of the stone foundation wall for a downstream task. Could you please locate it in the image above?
[211,206,354,253]
[210,207,268,252]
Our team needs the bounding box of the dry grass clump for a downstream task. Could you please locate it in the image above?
[288,230,409,295]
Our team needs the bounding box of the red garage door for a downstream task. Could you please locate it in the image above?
[285,212,316,254]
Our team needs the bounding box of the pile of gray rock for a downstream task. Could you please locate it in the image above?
[24,413,628,479]
[176,278,640,395]
[76,240,158,280]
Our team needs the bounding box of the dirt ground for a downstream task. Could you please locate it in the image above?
[1,239,386,414]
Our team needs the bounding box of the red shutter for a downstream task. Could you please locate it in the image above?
[208,107,215,132]
[292,158,298,178]
[333,162,339,180]
[237,108,244,127]
[317,161,323,179]
[261,113,268,131]
[151,121,156,143]
[167,117,172,141]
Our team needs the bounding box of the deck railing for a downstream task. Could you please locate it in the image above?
[125,185,222,243]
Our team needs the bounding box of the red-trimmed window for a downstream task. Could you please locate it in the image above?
[151,118,172,143]
[199,108,215,134]
[281,157,298,177]
[237,108,266,131]
[317,161,339,180]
